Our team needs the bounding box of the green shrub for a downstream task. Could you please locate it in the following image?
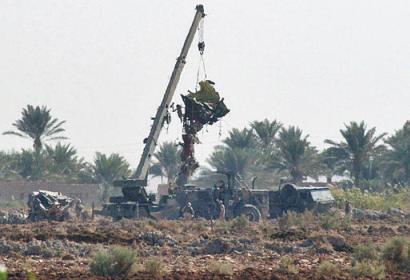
[277,256,298,274]
[298,211,316,230]
[208,260,233,275]
[350,261,385,279]
[277,211,317,232]
[315,261,340,279]
[26,271,36,280]
[381,237,408,271]
[229,215,249,232]
[353,243,378,262]
[278,211,297,231]
[90,246,137,277]
[319,213,339,230]
[331,187,410,211]
[144,257,164,277]
[340,215,352,230]
[0,263,6,280]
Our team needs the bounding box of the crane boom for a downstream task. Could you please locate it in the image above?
[115,5,205,188]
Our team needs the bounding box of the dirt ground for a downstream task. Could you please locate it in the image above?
[0,213,409,279]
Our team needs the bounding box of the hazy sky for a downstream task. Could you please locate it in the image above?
[1,0,409,169]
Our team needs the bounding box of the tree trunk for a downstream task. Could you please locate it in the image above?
[34,137,42,153]
[353,168,361,188]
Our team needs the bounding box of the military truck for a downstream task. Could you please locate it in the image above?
[166,172,334,222]
[171,174,267,222]
[268,183,335,218]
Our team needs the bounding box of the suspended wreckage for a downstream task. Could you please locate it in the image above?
[175,80,230,186]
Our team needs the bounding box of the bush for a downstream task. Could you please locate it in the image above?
[89,246,137,277]
[350,261,385,279]
[315,261,340,279]
[144,257,164,277]
[341,216,352,230]
[353,243,378,262]
[331,187,410,211]
[229,215,250,232]
[278,211,317,232]
[381,237,409,271]
[0,265,6,280]
[277,256,298,274]
[208,260,233,275]
[319,213,339,230]
[278,211,297,231]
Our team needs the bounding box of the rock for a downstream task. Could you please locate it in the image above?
[61,254,75,261]
[203,238,231,254]
[387,208,405,218]
[137,231,176,246]
[0,239,12,255]
[25,239,43,256]
[296,239,314,248]
[397,225,410,233]
[327,234,352,252]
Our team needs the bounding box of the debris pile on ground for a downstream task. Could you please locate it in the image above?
[27,190,83,222]
[0,209,27,224]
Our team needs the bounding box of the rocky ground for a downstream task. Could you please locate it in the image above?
[0,210,409,279]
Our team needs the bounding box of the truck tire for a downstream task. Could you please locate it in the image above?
[241,204,261,222]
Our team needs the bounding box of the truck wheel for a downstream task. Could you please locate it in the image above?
[241,204,261,222]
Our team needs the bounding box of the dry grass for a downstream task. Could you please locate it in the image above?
[89,246,137,277]
[381,237,409,271]
[315,261,341,279]
[277,256,298,274]
[144,257,165,278]
[350,261,385,279]
[208,260,233,275]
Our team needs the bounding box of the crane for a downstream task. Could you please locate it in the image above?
[99,5,206,219]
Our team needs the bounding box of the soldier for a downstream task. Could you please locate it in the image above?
[75,198,85,220]
[180,202,195,219]
[217,199,225,221]
[345,200,352,218]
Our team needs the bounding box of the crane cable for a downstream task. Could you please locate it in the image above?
[196,18,207,90]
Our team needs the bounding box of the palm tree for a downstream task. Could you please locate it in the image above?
[149,141,181,184]
[207,146,252,180]
[3,105,67,153]
[223,128,255,149]
[272,126,318,183]
[45,143,78,175]
[383,121,410,185]
[93,152,131,183]
[325,121,386,188]
[319,148,346,183]
[250,119,282,148]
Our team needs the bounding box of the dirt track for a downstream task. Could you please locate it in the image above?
[0,215,409,279]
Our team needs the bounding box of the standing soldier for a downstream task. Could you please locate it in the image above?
[218,199,225,221]
[345,200,352,218]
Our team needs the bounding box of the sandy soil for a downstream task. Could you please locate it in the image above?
[0,213,409,279]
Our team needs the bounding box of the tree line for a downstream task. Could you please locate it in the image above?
[0,105,131,185]
[1,105,409,192]
[151,120,410,191]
